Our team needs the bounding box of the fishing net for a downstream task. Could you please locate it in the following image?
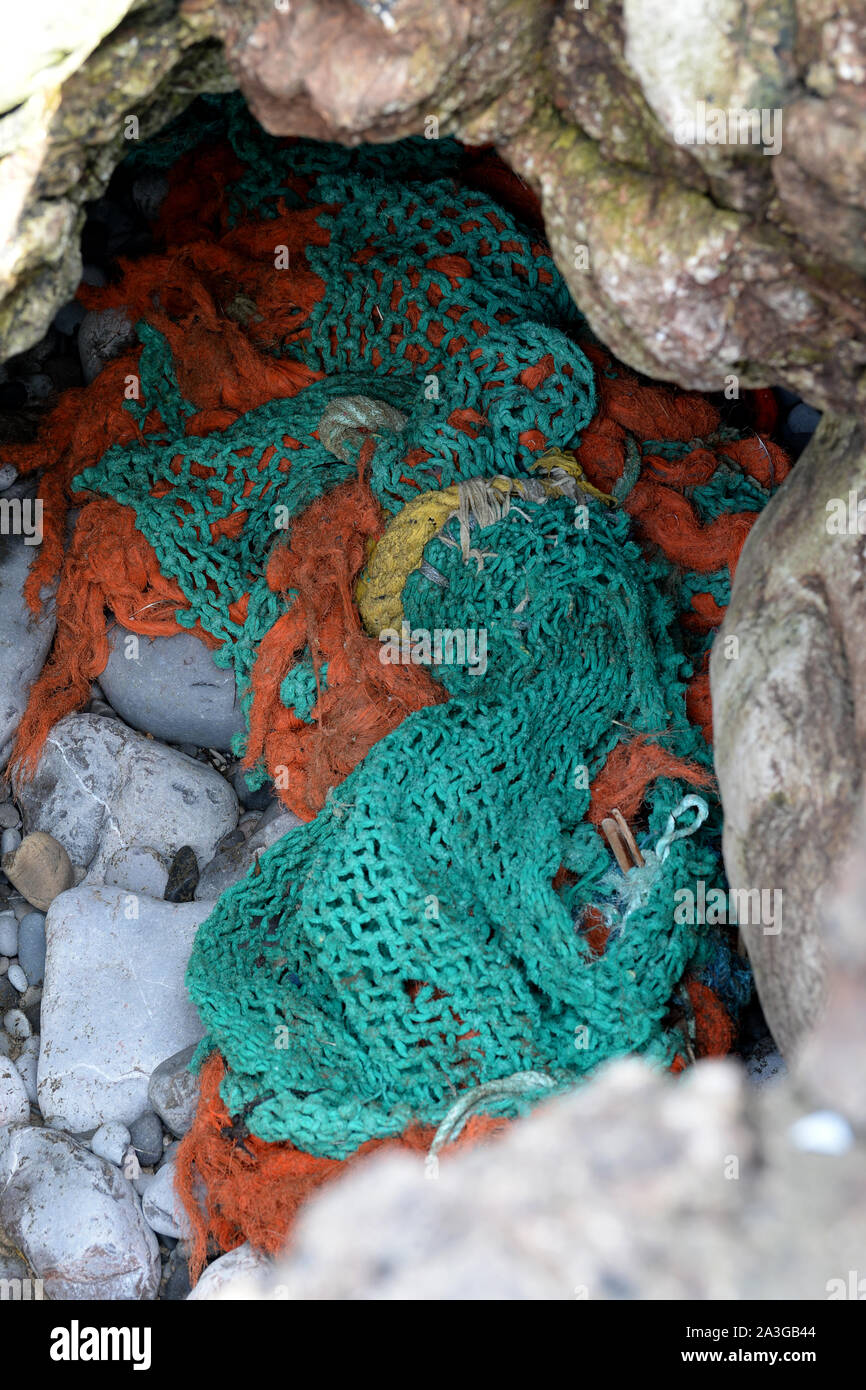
[5,96,789,1271]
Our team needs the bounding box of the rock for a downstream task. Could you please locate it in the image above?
[53,300,86,335]
[231,769,275,812]
[2,831,75,912]
[187,1242,272,1300]
[129,1109,164,1168]
[0,535,56,769]
[140,1158,192,1239]
[99,624,246,752]
[196,807,304,900]
[0,1058,29,1124]
[14,1049,38,1106]
[744,1036,787,1089]
[3,1009,30,1041]
[711,415,866,1056]
[78,307,136,382]
[6,963,26,993]
[0,1125,160,1299]
[148,1045,200,1138]
[91,1121,132,1166]
[14,714,238,889]
[0,912,17,957]
[17,911,46,986]
[0,803,21,830]
[0,465,17,492]
[0,828,20,856]
[132,171,169,224]
[0,979,15,1014]
[38,886,209,1133]
[102,845,168,898]
[162,1241,194,1300]
[164,845,199,903]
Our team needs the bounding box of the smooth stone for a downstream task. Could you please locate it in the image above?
[787,403,822,436]
[0,1058,29,1123]
[0,978,15,1013]
[196,808,304,901]
[102,845,168,898]
[14,714,238,888]
[0,1031,10,1057]
[0,465,17,493]
[128,1110,164,1168]
[788,1110,854,1157]
[2,831,74,912]
[91,1121,132,1167]
[164,845,199,903]
[17,912,46,985]
[140,1159,191,1240]
[38,886,209,1133]
[3,1009,30,1040]
[15,1049,38,1105]
[0,958,7,975]
[0,534,56,770]
[231,769,275,812]
[77,307,136,383]
[0,803,21,829]
[7,963,26,993]
[0,1126,160,1300]
[0,911,17,957]
[187,1242,272,1300]
[162,1241,193,1300]
[148,1046,200,1139]
[100,624,246,753]
[0,828,21,855]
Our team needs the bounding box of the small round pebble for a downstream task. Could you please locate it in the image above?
[0,464,17,493]
[3,1008,30,1040]
[789,1109,853,1156]
[0,912,17,958]
[0,804,20,830]
[17,912,46,986]
[129,1110,165,1168]
[1,828,21,856]
[91,1121,132,1167]
[7,963,27,993]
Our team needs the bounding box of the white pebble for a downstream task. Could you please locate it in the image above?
[91,1121,132,1167]
[2,1009,31,1040]
[122,1146,142,1181]
[789,1109,854,1156]
[7,963,27,992]
[0,1058,29,1124]
[15,1050,37,1104]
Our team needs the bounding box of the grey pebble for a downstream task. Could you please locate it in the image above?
[0,465,16,492]
[0,803,21,829]
[0,828,21,856]
[129,1110,165,1168]
[7,963,27,993]
[0,976,15,1013]
[0,911,17,957]
[17,912,46,985]
[53,299,86,335]
[148,1046,200,1138]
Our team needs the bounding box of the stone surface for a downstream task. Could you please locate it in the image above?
[0,1058,30,1125]
[187,1241,272,1300]
[128,1108,164,1168]
[148,1044,200,1139]
[2,831,74,912]
[196,806,304,900]
[0,534,56,769]
[140,1158,192,1239]
[17,912,45,986]
[14,713,238,887]
[99,624,246,752]
[77,306,136,382]
[711,414,866,1056]
[91,1120,131,1166]
[0,1124,160,1299]
[37,886,208,1133]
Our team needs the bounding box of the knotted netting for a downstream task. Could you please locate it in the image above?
[5,96,789,1260]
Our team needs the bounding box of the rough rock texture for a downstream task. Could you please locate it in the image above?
[147,1043,200,1138]
[99,623,246,753]
[13,713,238,885]
[0,0,233,358]
[711,414,866,1056]
[0,1124,160,1300]
[196,806,304,900]
[38,886,207,1132]
[4,1,866,413]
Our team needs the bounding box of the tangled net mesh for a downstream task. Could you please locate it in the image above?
[5,96,789,1276]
